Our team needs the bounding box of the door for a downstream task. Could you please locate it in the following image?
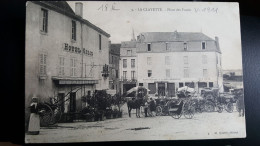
[167,83,175,97]
[69,92,76,112]
[158,83,165,97]
[58,93,65,113]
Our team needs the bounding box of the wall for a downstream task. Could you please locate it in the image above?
[25,2,109,123]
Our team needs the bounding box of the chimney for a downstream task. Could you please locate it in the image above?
[215,36,220,51]
[215,36,219,43]
[75,2,83,18]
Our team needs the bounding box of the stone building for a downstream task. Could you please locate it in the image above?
[108,43,121,95]
[25,1,110,119]
[136,31,223,97]
[119,35,137,94]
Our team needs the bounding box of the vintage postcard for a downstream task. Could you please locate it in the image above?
[25,1,246,143]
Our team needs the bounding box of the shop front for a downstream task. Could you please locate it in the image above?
[52,77,99,113]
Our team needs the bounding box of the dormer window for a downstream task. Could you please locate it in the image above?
[184,42,187,51]
[202,41,206,50]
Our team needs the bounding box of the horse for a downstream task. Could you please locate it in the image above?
[127,97,145,118]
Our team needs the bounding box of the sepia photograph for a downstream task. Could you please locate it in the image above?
[25,1,246,143]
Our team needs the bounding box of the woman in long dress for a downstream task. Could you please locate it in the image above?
[28,96,40,135]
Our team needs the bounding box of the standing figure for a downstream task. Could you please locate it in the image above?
[237,90,245,117]
[144,100,149,117]
[28,96,40,135]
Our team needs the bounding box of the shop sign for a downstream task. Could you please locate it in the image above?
[59,80,98,85]
[64,43,93,56]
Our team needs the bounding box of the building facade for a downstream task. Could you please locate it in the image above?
[108,43,121,95]
[119,40,137,94]
[25,1,110,119]
[136,31,223,97]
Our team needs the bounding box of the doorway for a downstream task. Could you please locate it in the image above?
[158,83,165,97]
[69,92,76,112]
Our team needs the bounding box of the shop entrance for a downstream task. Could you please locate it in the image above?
[167,83,175,97]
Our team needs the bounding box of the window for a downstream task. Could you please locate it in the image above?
[40,9,48,33]
[184,67,189,78]
[70,58,76,76]
[148,70,152,77]
[131,59,135,68]
[99,34,102,50]
[179,83,184,88]
[166,43,168,50]
[202,55,207,64]
[147,57,151,65]
[166,69,170,78]
[203,69,208,77]
[39,53,47,75]
[202,41,206,50]
[123,59,127,68]
[185,82,195,88]
[131,71,135,80]
[198,82,207,88]
[184,42,187,51]
[123,71,127,80]
[116,70,118,78]
[59,56,65,76]
[71,20,76,41]
[209,82,214,87]
[184,56,188,64]
[127,50,132,55]
[147,44,151,51]
[111,56,114,64]
[165,56,170,65]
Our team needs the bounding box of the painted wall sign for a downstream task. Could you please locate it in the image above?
[64,43,93,56]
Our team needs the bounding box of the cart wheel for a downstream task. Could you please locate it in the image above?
[170,111,182,119]
[226,102,234,113]
[184,106,195,119]
[156,106,163,116]
[217,105,223,113]
[205,101,215,112]
[39,103,53,127]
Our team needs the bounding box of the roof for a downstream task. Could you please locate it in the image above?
[43,1,75,14]
[138,31,214,42]
[32,1,110,37]
[121,41,137,48]
[110,44,121,55]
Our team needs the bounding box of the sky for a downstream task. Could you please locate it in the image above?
[68,1,243,70]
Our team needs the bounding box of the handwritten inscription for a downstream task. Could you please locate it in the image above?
[98,3,120,11]
[97,3,218,14]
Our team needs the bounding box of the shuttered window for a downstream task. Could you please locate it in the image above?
[70,58,76,76]
[59,57,65,76]
[40,9,48,33]
[39,53,47,75]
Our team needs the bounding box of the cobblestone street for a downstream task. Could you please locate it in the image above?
[25,104,246,143]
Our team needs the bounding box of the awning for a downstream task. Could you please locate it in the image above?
[52,76,98,85]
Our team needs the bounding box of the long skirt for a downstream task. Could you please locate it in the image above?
[28,113,40,135]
